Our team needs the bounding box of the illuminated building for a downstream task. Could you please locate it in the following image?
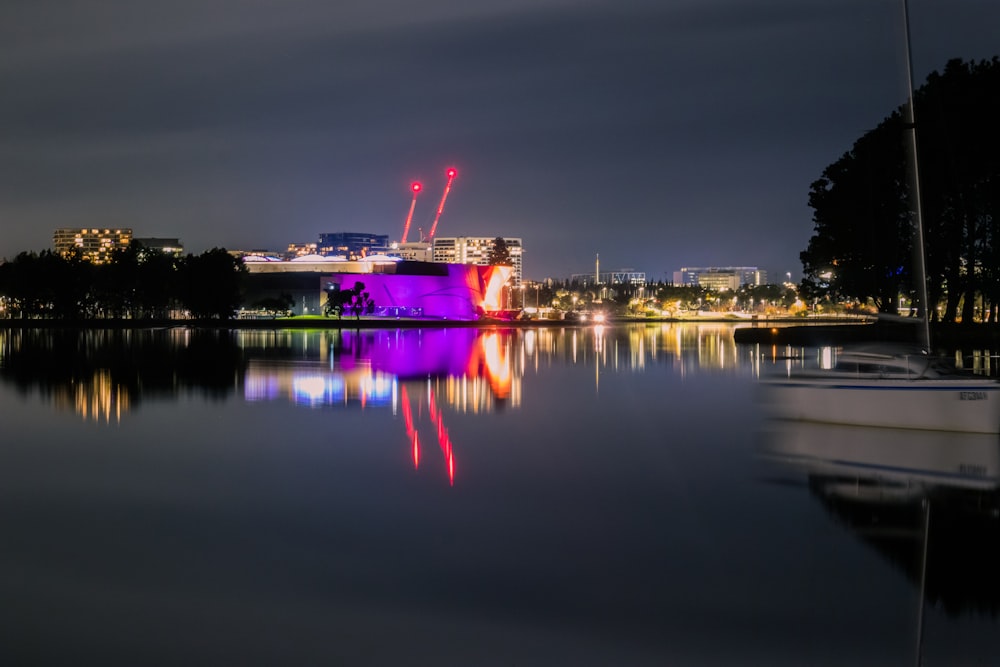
[317,232,390,259]
[387,241,433,262]
[242,257,511,319]
[53,228,133,264]
[673,267,767,290]
[133,237,184,256]
[286,242,318,258]
[570,270,646,286]
[432,237,523,285]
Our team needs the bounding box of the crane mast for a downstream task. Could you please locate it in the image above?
[427,167,457,242]
[399,182,422,244]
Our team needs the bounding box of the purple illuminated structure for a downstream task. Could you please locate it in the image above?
[322,263,510,320]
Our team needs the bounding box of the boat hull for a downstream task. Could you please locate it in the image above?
[760,378,1000,433]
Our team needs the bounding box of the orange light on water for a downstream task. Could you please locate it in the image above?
[481,332,512,399]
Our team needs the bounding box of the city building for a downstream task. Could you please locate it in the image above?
[53,228,133,264]
[387,241,433,262]
[132,238,184,256]
[229,249,284,260]
[673,267,767,290]
[286,243,318,259]
[317,232,390,259]
[242,257,511,319]
[432,237,523,285]
[570,270,646,286]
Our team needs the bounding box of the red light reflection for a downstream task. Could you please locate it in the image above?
[404,385,457,486]
[402,385,420,470]
[412,431,420,470]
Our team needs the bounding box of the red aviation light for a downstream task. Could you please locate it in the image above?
[411,182,422,193]
[446,168,457,179]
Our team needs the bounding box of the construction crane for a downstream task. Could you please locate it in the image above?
[427,167,457,242]
[399,181,422,244]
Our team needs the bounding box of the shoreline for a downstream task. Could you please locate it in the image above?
[0,315,862,331]
[3,316,998,347]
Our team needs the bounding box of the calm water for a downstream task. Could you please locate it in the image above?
[1,324,998,666]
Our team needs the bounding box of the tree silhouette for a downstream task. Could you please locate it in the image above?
[177,248,246,319]
[487,237,512,266]
[801,57,1000,320]
[0,247,242,320]
[324,281,367,319]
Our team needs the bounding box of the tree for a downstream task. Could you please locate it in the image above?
[178,248,246,319]
[0,250,94,319]
[801,57,1000,320]
[800,111,912,313]
[486,237,512,266]
[324,281,367,319]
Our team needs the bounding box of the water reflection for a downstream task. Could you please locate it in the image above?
[761,420,1000,618]
[750,341,1000,379]
[2,323,999,662]
[239,328,517,413]
[401,384,456,485]
[236,325,761,416]
[0,324,763,424]
[0,328,245,422]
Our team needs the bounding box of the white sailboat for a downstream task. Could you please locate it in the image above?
[760,344,1000,433]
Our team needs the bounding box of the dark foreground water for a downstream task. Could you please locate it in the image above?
[1,324,998,665]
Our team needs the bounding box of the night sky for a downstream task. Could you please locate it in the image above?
[3,0,998,281]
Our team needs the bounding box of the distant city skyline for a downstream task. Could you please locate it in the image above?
[3,1,998,281]
[47,224,771,285]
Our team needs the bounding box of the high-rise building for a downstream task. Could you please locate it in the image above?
[317,232,390,259]
[432,237,523,284]
[673,267,766,290]
[53,228,133,264]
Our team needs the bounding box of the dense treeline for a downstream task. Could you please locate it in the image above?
[801,57,1000,322]
[0,246,246,319]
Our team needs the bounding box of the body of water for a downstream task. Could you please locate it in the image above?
[1,323,998,665]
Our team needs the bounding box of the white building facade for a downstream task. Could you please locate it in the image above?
[432,237,523,285]
[673,267,766,290]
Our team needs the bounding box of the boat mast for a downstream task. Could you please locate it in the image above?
[902,0,932,351]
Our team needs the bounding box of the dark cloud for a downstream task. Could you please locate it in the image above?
[2,0,998,279]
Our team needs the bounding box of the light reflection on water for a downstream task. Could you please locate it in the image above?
[0,324,766,423]
[0,323,998,665]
